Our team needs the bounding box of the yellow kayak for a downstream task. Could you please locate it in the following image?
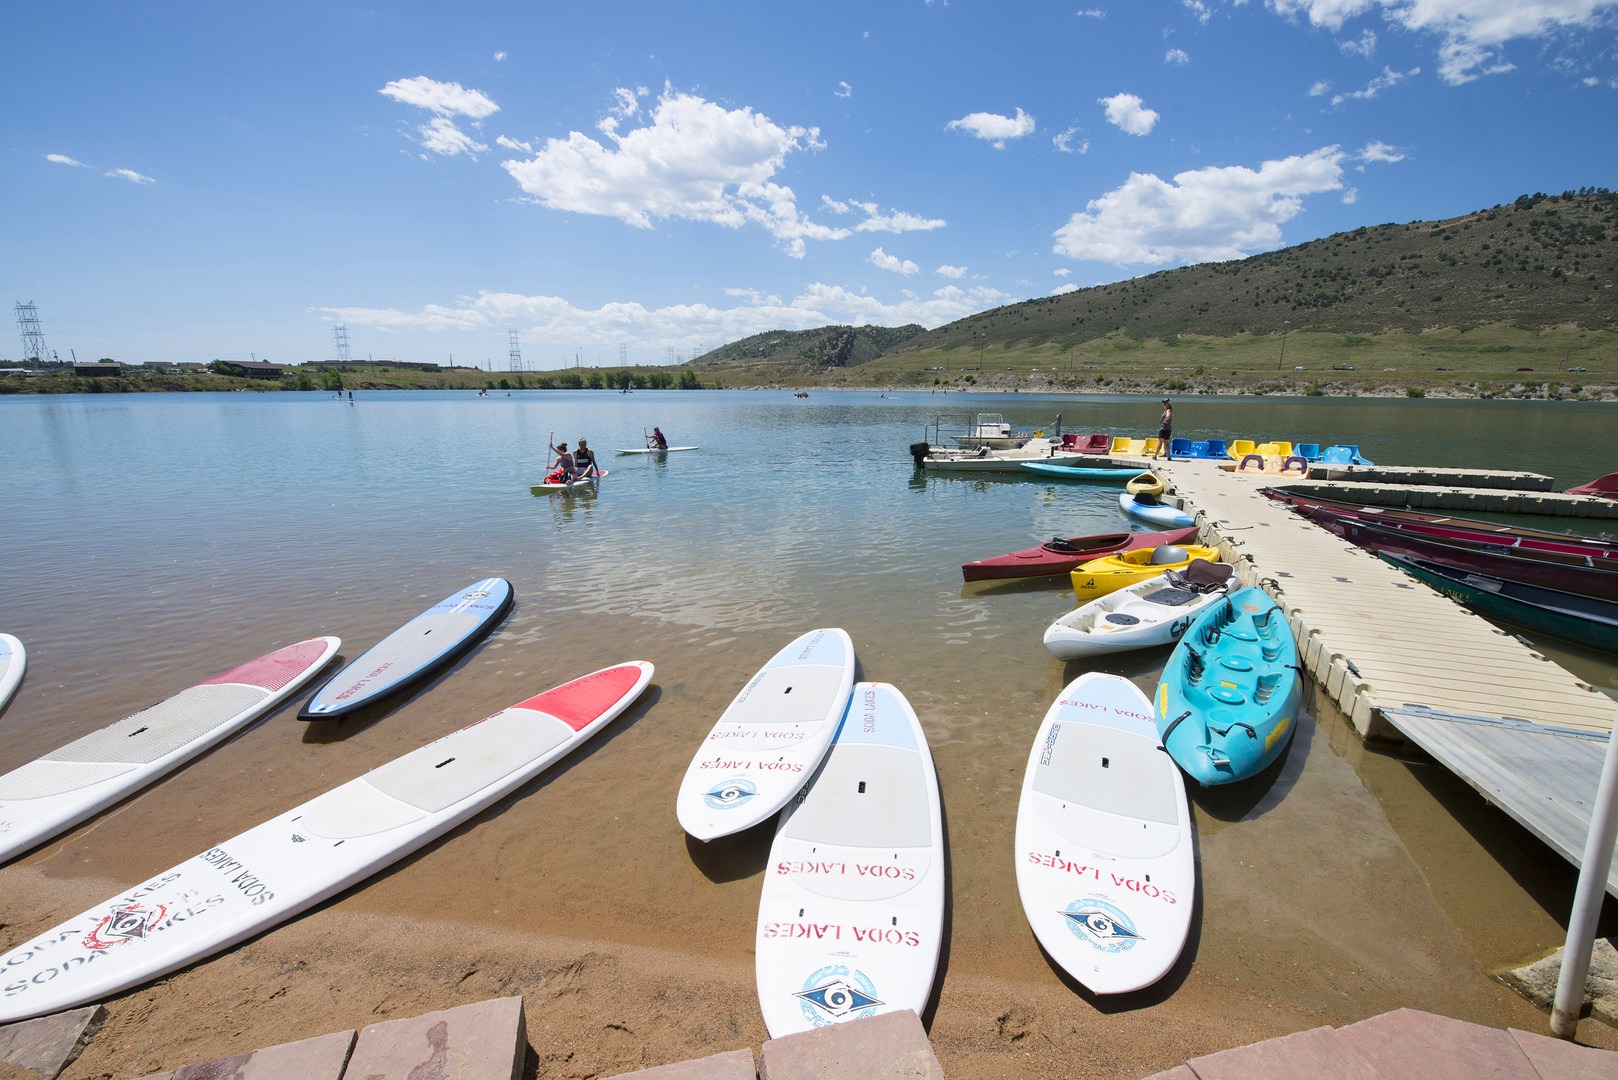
[1070,544,1221,600]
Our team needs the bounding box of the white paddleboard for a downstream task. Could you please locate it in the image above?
[1014,671,1195,995]
[530,470,608,492]
[0,661,654,1024]
[0,634,24,712]
[675,628,855,842]
[754,682,945,1037]
[0,637,341,867]
[613,446,698,455]
[299,578,512,722]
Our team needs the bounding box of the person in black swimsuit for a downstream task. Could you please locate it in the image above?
[1154,399,1173,459]
[574,438,600,477]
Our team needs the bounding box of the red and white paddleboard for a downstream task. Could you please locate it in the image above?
[0,661,654,1023]
[0,637,341,866]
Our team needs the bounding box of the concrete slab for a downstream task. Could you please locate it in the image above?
[0,1007,104,1080]
[1182,1025,1379,1080]
[132,1029,354,1080]
[1139,1068,1198,1080]
[345,996,526,1080]
[1334,1009,1535,1079]
[759,1011,943,1080]
[1498,937,1618,1027]
[1509,1027,1618,1080]
[607,1047,757,1078]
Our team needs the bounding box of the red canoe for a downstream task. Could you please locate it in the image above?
[962,525,1200,582]
[1567,472,1618,499]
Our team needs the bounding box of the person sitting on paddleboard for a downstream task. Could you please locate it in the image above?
[1154,398,1173,460]
[649,426,668,450]
[549,441,577,483]
[574,438,600,477]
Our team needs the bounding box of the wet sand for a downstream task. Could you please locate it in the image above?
[3,595,1617,1079]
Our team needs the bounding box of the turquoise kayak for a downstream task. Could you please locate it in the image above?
[1020,462,1142,482]
[1154,586,1302,786]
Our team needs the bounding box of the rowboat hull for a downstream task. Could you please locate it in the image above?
[1381,553,1618,654]
[962,526,1199,582]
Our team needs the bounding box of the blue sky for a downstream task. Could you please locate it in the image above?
[6,1,1616,369]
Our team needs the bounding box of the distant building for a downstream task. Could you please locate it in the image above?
[73,362,122,377]
[216,360,284,380]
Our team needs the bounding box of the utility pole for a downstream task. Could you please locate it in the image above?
[333,324,351,361]
[15,301,48,364]
[509,330,522,372]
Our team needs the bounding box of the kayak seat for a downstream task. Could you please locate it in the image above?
[1142,587,1197,607]
[1171,560,1233,591]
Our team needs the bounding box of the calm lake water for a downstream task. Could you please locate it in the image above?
[3,388,1617,1041]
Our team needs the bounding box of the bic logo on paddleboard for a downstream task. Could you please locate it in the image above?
[793,965,883,1028]
[1061,898,1143,953]
[82,901,171,951]
[702,777,758,812]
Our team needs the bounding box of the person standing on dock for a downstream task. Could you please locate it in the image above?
[1154,398,1173,459]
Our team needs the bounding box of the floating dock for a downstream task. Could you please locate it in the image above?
[1140,457,1618,896]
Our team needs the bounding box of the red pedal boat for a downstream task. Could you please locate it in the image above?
[962,526,1200,582]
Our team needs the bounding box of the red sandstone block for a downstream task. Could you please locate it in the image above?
[1183,1025,1379,1080]
[1509,1027,1618,1080]
[1335,1009,1537,1079]
[0,1006,104,1080]
[344,996,525,1080]
[1140,1067,1198,1080]
[606,1047,757,1078]
[133,1029,354,1080]
[758,1010,942,1080]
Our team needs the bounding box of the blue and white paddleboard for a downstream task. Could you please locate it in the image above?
[1014,671,1195,995]
[298,578,513,722]
[754,682,945,1037]
[675,628,855,842]
[0,635,24,713]
[0,662,654,1024]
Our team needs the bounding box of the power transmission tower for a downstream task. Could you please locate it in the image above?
[15,301,49,364]
[333,324,351,361]
[508,331,522,372]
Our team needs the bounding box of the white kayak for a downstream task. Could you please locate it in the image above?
[1043,562,1235,660]
[0,661,654,1024]
[0,638,341,867]
[1014,671,1195,995]
[0,634,24,712]
[614,446,698,455]
[754,682,945,1037]
[675,629,855,842]
[1119,491,1195,529]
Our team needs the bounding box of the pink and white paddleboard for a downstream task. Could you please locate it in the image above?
[0,637,341,866]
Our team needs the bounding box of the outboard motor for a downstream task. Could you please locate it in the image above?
[909,441,932,468]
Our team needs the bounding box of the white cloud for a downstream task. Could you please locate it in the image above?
[1053,126,1091,154]
[1341,28,1377,57]
[1165,48,1191,64]
[835,81,853,98]
[1266,0,1616,84]
[1052,282,1080,295]
[1183,0,1214,25]
[1052,146,1347,265]
[494,50,507,62]
[502,86,841,256]
[417,116,489,158]
[937,264,967,278]
[946,107,1036,148]
[1358,139,1405,164]
[1330,65,1419,105]
[1099,92,1160,135]
[1308,79,1332,96]
[107,168,154,184]
[46,153,87,167]
[834,199,945,233]
[1053,268,1071,277]
[379,76,499,118]
[496,134,532,153]
[1077,8,1105,17]
[869,247,920,275]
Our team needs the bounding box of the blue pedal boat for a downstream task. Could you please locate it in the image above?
[1154,586,1302,786]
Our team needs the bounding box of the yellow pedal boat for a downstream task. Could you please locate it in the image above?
[1070,544,1222,601]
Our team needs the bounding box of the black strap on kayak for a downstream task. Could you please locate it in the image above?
[1161,710,1192,742]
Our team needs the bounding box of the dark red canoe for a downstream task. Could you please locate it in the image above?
[962,525,1200,582]
[1567,472,1618,500]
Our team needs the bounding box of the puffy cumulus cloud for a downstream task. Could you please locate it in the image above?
[1267,0,1618,84]
[1099,92,1159,135]
[869,247,919,275]
[946,107,1036,148]
[322,280,1013,352]
[1052,146,1347,266]
[379,75,499,118]
[1052,282,1081,295]
[1165,47,1191,64]
[380,75,499,159]
[1358,139,1405,164]
[937,264,967,278]
[1053,125,1090,154]
[502,86,843,256]
[107,168,154,183]
[46,153,87,167]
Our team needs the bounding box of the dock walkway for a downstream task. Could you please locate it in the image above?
[1145,457,1618,895]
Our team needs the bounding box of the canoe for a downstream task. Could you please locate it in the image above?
[1044,561,1236,660]
[1566,472,1618,500]
[1381,552,1618,654]
[1299,513,1618,600]
[1071,545,1221,601]
[1263,489,1618,562]
[962,526,1200,583]
[1119,491,1195,529]
[1155,587,1302,786]
[1020,462,1142,482]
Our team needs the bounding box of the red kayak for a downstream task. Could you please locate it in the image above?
[962,526,1200,582]
[1567,472,1618,500]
